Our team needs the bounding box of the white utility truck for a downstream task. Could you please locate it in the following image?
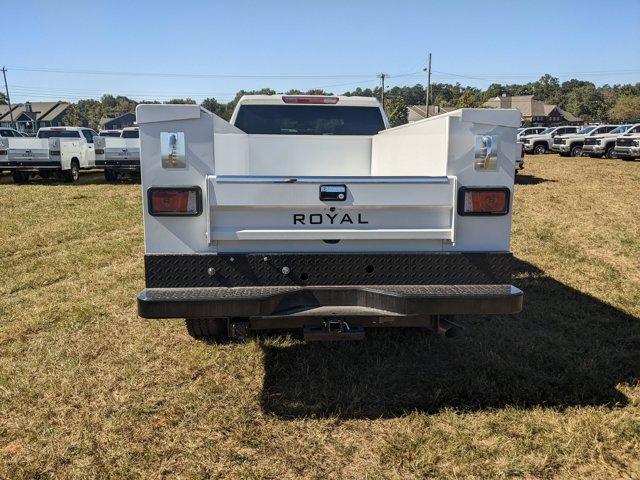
[0,126,98,183]
[94,126,140,181]
[136,95,523,342]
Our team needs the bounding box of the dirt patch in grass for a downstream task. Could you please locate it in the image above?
[1,160,639,479]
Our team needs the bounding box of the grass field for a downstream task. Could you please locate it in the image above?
[1,155,640,479]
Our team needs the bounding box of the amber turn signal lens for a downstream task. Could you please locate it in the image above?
[148,187,202,216]
[458,187,510,216]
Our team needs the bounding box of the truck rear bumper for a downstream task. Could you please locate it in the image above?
[139,252,522,320]
[0,160,61,170]
[138,284,523,320]
[96,159,140,171]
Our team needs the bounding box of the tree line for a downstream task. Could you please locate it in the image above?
[2,74,638,130]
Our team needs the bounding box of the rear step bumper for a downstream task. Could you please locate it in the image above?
[0,160,61,169]
[137,284,523,321]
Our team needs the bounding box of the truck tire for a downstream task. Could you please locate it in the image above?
[104,169,116,182]
[62,160,80,183]
[605,146,617,159]
[12,171,29,184]
[570,145,582,157]
[185,318,230,342]
[533,144,546,155]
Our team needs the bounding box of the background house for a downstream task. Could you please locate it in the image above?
[482,94,581,126]
[99,112,136,131]
[0,101,70,134]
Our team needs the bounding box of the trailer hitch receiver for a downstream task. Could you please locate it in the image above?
[303,318,365,342]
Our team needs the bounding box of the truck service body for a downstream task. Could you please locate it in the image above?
[136,95,523,341]
[0,126,98,183]
[94,127,140,181]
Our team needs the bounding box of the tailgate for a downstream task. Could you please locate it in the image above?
[208,175,456,241]
[6,138,51,162]
[106,138,140,161]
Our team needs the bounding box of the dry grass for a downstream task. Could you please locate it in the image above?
[1,156,639,479]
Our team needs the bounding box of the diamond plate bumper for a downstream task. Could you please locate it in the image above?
[144,252,514,288]
[139,253,522,320]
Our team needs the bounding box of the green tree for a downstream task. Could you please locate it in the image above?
[564,85,606,122]
[164,98,196,104]
[304,89,332,95]
[384,96,408,127]
[0,92,7,105]
[63,99,101,128]
[457,87,483,107]
[531,74,560,103]
[342,87,374,97]
[201,97,230,119]
[608,95,640,122]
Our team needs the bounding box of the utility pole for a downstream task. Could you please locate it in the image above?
[378,73,388,107]
[424,53,432,117]
[2,67,15,129]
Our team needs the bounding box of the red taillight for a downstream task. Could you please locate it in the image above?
[458,187,510,216]
[0,149,7,156]
[95,149,105,155]
[49,150,61,156]
[282,96,339,104]
[147,187,201,216]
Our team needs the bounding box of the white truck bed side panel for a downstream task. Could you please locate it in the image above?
[246,136,372,176]
[444,109,521,251]
[136,104,201,124]
[137,105,215,253]
[371,116,448,176]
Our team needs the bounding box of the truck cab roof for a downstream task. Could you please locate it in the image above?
[234,94,382,108]
[38,126,83,132]
[559,125,618,138]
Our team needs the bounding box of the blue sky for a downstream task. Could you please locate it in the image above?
[3,0,640,103]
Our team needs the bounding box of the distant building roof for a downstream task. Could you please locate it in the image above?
[40,102,70,122]
[407,104,457,121]
[482,95,580,122]
[0,101,69,123]
[99,112,135,128]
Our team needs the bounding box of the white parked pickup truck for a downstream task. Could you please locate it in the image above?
[135,95,523,342]
[582,124,640,158]
[0,126,98,183]
[94,127,140,182]
[614,126,640,160]
[521,125,580,154]
[551,124,618,157]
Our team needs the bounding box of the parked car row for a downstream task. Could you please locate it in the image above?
[518,123,640,160]
[0,126,140,183]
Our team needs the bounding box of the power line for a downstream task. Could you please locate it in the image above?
[7,66,382,79]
